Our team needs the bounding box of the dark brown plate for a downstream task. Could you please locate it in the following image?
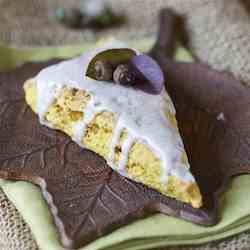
[0,9,250,249]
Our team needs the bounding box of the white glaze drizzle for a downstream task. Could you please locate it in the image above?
[118,132,135,172]
[73,98,105,146]
[109,119,123,163]
[35,39,195,185]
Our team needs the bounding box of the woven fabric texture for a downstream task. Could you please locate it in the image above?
[1,0,250,249]
[0,188,38,250]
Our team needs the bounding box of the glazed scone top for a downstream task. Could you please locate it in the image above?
[35,40,195,185]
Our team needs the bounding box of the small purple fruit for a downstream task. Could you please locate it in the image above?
[130,54,164,94]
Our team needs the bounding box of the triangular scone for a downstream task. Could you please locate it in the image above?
[24,41,202,208]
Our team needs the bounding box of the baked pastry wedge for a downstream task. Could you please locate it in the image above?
[24,40,202,208]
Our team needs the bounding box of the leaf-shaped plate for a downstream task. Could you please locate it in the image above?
[0,9,250,249]
[0,61,213,249]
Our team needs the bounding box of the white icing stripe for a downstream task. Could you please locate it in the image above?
[73,119,86,145]
[118,132,134,172]
[171,164,195,182]
[73,97,107,146]
[160,157,170,184]
[109,119,123,162]
[36,39,196,185]
[36,81,63,125]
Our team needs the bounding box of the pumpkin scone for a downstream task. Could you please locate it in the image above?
[24,40,202,208]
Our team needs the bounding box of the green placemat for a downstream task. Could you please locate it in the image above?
[0,40,250,250]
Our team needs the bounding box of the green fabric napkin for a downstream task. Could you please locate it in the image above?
[0,39,250,250]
